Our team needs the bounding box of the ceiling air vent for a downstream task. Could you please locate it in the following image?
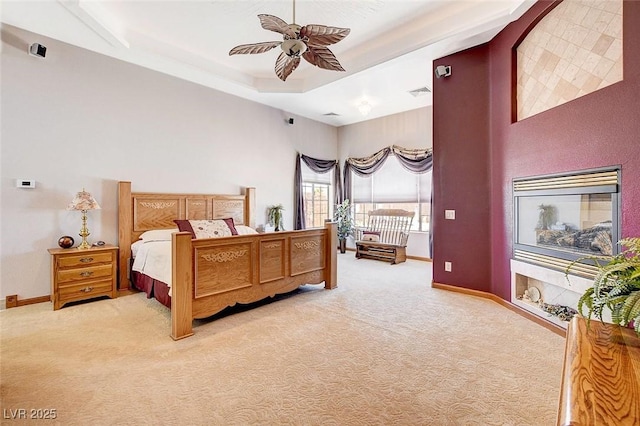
[408,87,431,97]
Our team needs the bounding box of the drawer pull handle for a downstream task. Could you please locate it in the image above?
[80,287,94,293]
[79,271,93,277]
[79,257,94,263]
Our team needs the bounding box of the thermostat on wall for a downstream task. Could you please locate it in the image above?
[16,179,36,189]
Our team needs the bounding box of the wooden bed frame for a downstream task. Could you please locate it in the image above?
[117,181,337,340]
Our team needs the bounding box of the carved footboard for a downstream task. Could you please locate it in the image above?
[171,222,337,340]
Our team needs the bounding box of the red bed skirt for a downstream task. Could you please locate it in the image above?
[131,270,171,308]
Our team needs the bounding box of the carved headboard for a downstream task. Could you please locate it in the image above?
[117,181,256,290]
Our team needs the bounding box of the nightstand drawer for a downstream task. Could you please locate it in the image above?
[57,264,113,284]
[58,280,113,301]
[57,252,113,268]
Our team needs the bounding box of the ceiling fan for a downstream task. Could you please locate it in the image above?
[229,0,350,81]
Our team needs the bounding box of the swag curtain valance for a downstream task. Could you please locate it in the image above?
[294,153,342,230]
[343,145,433,202]
[293,146,431,230]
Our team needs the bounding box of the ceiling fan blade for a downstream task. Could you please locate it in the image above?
[275,52,300,81]
[258,14,297,39]
[303,45,345,72]
[301,25,350,46]
[229,41,281,56]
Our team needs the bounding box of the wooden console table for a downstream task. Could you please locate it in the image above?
[557,316,640,425]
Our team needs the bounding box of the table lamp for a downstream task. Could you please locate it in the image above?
[67,189,101,250]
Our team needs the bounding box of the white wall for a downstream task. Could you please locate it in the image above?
[1,25,338,300]
[337,108,433,258]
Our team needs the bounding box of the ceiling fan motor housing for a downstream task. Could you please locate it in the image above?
[286,24,302,38]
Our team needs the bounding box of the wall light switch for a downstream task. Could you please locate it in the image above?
[444,261,452,272]
[445,209,455,220]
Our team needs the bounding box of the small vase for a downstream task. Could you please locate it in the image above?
[339,239,346,253]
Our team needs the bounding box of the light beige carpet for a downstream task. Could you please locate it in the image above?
[1,255,565,425]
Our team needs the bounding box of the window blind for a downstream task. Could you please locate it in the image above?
[301,162,332,184]
[351,156,431,203]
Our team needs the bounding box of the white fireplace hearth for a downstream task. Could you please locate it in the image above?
[510,259,598,329]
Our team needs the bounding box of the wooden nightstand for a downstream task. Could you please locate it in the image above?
[48,245,118,310]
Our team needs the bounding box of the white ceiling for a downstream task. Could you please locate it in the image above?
[1,0,535,127]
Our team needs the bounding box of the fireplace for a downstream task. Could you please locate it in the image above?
[513,166,620,278]
[510,166,620,329]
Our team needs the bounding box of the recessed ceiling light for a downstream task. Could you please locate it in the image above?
[357,101,372,116]
[408,87,431,97]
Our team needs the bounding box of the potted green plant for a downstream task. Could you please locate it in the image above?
[267,204,284,231]
[566,237,640,337]
[334,199,354,253]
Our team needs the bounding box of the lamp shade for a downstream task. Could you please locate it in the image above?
[67,189,101,211]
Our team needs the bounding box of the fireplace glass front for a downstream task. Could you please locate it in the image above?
[516,193,614,256]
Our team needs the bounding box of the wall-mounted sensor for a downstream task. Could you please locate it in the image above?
[288,118,294,125]
[16,179,36,189]
[29,43,47,58]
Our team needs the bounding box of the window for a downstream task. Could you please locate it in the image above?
[302,163,333,228]
[303,182,330,228]
[351,156,431,232]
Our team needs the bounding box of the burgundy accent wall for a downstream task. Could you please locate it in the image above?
[432,0,640,299]
[432,45,492,291]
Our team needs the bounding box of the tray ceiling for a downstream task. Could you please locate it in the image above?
[1,0,535,126]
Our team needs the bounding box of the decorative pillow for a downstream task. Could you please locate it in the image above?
[362,230,381,242]
[139,229,178,242]
[174,218,238,239]
[235,225,259,235]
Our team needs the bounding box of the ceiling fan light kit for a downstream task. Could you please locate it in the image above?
[229,0,350,81]
[281,38,307,57]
